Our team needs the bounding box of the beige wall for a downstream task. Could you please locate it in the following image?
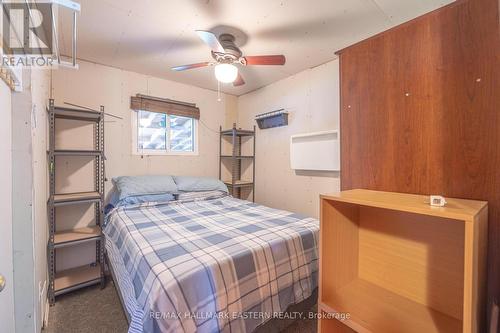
[237,60,341,218]
[0,77,15,333]
[224,93,238,129]
[31,69,51,332]
[51,60,236,270]
[11,68,51,333]
[12,69,37,333]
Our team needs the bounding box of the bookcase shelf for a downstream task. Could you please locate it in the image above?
[220,128,254,137]
[54,226,101,248]
[223,180,254,188]
[54,263,102,296]
[52,191,102,205]
[52,149,103,157]
[47,99,106,305]
[318,189,488,333]
[52,106,102,122]
[220,155,254,159]
[219,123,255,202]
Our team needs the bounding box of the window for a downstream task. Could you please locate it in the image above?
[133,110,197,155]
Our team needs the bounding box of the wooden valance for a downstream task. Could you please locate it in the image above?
[130,94,200,119]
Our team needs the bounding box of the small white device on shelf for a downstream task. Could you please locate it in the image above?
[290,130,340,171]
[430,195,447,207]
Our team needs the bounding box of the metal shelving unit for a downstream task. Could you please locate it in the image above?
[219,123,256,202]
[47,99,105,304]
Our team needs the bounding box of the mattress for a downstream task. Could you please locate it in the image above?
[104,194,319,333]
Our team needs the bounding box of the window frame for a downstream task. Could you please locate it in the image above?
[131,110,198,156]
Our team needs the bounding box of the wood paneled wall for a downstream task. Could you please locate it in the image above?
[338,0,500,324]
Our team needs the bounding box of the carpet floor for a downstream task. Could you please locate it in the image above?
[44,281,317,333]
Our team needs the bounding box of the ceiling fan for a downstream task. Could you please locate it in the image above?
[171,30,286,87]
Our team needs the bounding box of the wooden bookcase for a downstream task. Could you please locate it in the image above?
[318,189,488,333]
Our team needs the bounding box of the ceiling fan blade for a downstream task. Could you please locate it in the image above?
[171,62,211,71]
[243,55,286,66]
[195,30,225,53]
[233,73,245,87]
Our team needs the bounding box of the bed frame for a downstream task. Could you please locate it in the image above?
[105,253,131,324]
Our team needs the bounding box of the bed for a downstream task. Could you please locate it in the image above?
[104,178,319,333]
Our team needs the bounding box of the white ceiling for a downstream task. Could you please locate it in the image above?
[58,0,453,96]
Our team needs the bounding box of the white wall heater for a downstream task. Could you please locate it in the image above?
[290,130,340,171]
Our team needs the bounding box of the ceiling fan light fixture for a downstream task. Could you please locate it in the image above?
[214,63,238,83]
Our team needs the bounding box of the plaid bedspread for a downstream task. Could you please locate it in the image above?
[104,194,319,333]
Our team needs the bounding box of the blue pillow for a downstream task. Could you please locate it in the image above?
[105,190,175,213]
[176,190,227,201]
[112,175,178,201]
[104,190,120,214]
[107,189,120,207]
[120,193,175,206]
[173,176,228,193]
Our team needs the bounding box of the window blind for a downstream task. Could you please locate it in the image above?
[130,94,200,119]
